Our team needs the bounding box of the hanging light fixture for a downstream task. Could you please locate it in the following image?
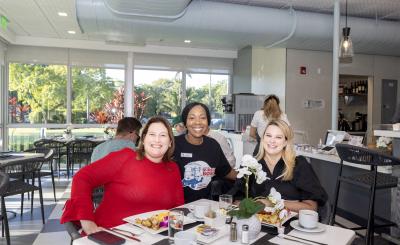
[339,0,354,63]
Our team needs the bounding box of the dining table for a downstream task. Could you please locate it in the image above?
[73,199,356,245]
[0,152,44,166]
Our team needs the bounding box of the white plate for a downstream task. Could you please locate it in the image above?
[290,220,326,233]
[187,212,204,221]
[259,211,297,228]
[186,224,229,244]
[123,210,196,234]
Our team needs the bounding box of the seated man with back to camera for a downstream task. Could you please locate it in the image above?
[91,117,142,162]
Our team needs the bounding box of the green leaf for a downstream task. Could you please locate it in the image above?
[227,198,265,219]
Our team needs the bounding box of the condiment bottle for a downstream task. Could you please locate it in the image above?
[230,222,237,242]
[241,224,249,244]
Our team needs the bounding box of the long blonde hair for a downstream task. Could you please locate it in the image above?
[255,119,296,180]
[263,95,282,120]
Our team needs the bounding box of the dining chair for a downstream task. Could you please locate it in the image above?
[331,143,400,245]
[34,138,67,177]
[24,148,56,202]
[0,156,47,225]
[67,139,97,177]
[0,171,10,245]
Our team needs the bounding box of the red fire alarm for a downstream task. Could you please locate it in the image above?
[300,66,307,75]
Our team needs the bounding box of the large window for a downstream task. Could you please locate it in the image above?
[186,73,229,128]
[134,69,182,124]
[72,68,125,124]
[8,63,67,124]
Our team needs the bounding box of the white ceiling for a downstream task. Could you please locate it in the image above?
[0,0,400,56]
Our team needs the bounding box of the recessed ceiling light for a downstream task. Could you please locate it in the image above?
[68,30,76,34]
[58,12,68,17]
[184,40,191,43]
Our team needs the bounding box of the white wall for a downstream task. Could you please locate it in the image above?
[251,47,286,109]
[286,49,400,145]
[286,49,333,145]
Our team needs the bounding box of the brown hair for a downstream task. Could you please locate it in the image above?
[262,94,282,120]
[116,117,142,136]
[255,119,296,180]
[136,116,175,162]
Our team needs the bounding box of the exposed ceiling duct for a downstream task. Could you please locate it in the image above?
[103,0,192,21]
[76,0,400,56]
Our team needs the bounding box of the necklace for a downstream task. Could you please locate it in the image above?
[185,134,203,145]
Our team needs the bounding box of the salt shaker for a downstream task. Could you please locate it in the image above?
[241,224,249,244]
[230,222,237,242]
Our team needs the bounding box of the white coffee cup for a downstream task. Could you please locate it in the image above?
[174,231,197,245]
[189,202,210,219]
[299,209,318,229]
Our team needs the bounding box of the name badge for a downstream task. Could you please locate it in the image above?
[181,153,192,158]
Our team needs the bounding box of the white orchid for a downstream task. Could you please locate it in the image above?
[236,155,267,199]
[264,187,286,216]
[256,170,267,184]
[237,168,252,178]
[376,136,392,149]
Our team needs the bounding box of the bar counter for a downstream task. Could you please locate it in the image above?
[374,129,400,238]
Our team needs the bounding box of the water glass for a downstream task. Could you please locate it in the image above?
[219,194,233,211]
[168,210,184,242]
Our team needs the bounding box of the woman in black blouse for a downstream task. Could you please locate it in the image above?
[233,119,327,212]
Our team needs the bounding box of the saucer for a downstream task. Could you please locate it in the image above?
[187,212,204,221]
[290,220,326,233]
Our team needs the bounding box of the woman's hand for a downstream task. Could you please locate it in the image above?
[283,200,317,212]
[81,220,103,235]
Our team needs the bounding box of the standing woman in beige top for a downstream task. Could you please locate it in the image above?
[250,94,290,156]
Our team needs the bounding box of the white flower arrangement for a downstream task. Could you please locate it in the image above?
[236,154,267,198]
[376,136,392,149]
[265,188,287,220]
[228,155,268,219]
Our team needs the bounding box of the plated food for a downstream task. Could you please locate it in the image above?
[257,209,288,225]
[134,211,169,230]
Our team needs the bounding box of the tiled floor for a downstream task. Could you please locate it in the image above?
[0,176,71,245]
[1,175,399,245]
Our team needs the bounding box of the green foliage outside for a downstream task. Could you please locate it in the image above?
[9,63,227,124]
[9,64,67,123]
[71,67,121,123]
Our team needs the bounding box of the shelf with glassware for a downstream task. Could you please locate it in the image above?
[338,76,369,133]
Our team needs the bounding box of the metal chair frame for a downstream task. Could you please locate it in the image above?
[330,143,400,245]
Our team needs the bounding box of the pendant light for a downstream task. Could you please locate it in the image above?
[339,0,354,63]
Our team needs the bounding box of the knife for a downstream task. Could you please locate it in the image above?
[104,228,141,242]
[280,234,328,245]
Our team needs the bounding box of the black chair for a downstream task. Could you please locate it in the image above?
[34,139,67,177]
[24,148,56,202]
[0,171,10,245]
[67,139,96,177]
[63,190,105,244]
[0,156,47,224]
[330,143,400,245]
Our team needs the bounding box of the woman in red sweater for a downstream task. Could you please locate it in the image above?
[60,116,184,235]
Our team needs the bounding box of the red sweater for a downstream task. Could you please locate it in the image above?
[60,148,184,228]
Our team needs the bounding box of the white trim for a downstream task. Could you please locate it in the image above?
[7,124,117,128]
[125,52,134,117]
[14,36,237,59]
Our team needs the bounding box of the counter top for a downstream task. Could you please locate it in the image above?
[297,150,392,174]
[374,129,400,138]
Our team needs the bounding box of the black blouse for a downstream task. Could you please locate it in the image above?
[231,156,327,205]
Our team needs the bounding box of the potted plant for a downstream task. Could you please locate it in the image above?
[228,154,267,239]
